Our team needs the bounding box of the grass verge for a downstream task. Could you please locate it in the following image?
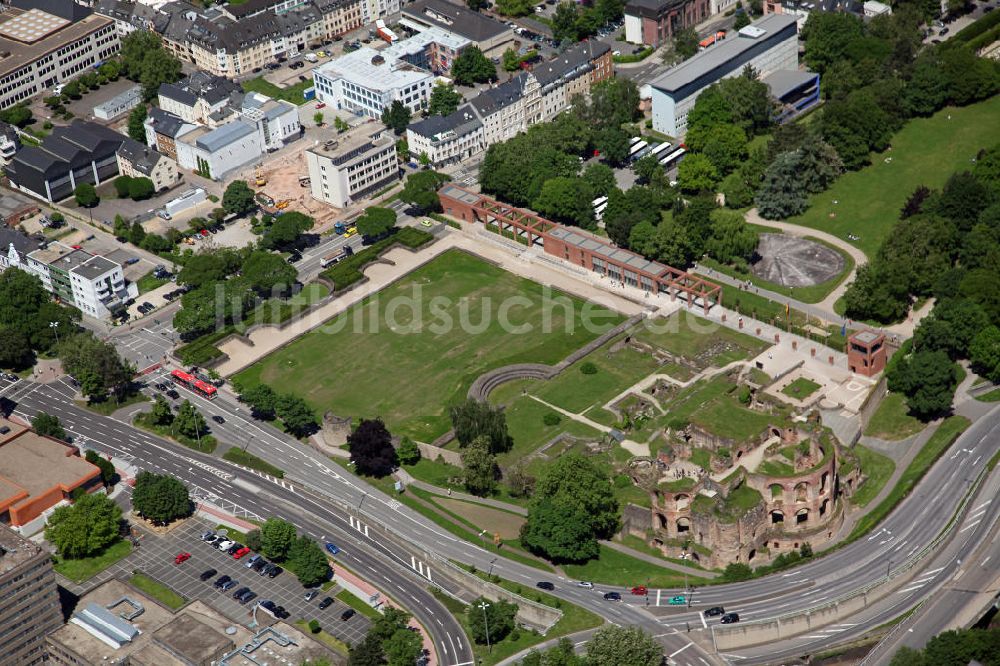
[336,589,382,619]
[863,393,925,440]
[130,572,187,609]
[133,412,218,453]
[851,446,895,507]
[974,387,1000,402]
[137,271,169,294]
[53,539,132,583]
[295,619,349,655]
[222,447,285,478]
[78,391,149,416]
[242,77,314,105]
[561,545,711,589]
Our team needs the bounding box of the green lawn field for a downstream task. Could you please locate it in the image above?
[235,250,624,441]
[786,96,1000,259]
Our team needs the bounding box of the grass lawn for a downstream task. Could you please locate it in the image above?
[222,447,285,477]
[863,393,925,441]
[294,620,349,655]
[242,76,314,105]
[137,271,168,294]
[491,391,604,462]
[850,415,970,540]
[236,250,624,441]
[561,545,711,588]
[78,391,149,416]
[53,539,131,583]
[335,589,382,619]
[851,445,895,507]
[130,572,186,609]
[785,96,1000,259]
[633,310,769,368]
[782,377,822,400]
[975,387,1000,402]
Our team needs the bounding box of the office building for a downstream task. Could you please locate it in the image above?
[649,14,798,136]
[381,25,470,75]
[0,0,119,111]
[624,0,709,48]
[763,69,820,123]
[312,46,435,118]
[0,524,62,665]
[401,0,513,54]
[306,131,398,208]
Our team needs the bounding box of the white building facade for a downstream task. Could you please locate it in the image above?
[306,133,398,208]
[23,242,136,319]
[312,47,435,118]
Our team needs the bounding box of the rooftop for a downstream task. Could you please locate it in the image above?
[408,102,482,141]
[0,7,112,79]
[29,241,94,272]
[309,131,394,167]
[0,523,48,577]
[649,14,798,94]
[315,46,433,91]
[117,137,166,176]
[0,190,41,217]
[762,68,818,99]
[72,254,119,280]
[5,120,125,180]
[382,25,471,61]
[403,0,509,43]
[0,228,43,256]
[146,107,194,139]
[190,120,257,153]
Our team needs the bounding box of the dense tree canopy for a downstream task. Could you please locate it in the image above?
[400,170,451,212]
[429,83,462,116]
[223,180,256,217]
[451,46,497,85]
[120,31,183,101]
[46,492,122,559]
[132,471,192,524]
[33,412,67,440]
[356,206,397,240]
[586,625,664,666]
[348,418,398,477]
[461,436,499,496]
[533,177,596,228]
[260,517,298,561]
[59,333,133,402]
[381,100,412,135]
[449,398,513,454]
[467,596,518,644]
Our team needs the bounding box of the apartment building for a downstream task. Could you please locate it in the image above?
[158,72,243,124]
[0,525,62,665]
[23,241,137,319]
[649,14,799,136]
[144,107,198,161]
[407,40,611,166]
[624,0,710,48]
[0,0,120,111]
[381,25,470,75]
[92,0,158,36]
[116,137,179,191]
[305,131,398,208]
[312,47,435,118]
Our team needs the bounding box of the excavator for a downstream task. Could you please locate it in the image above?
[254,165,266,187]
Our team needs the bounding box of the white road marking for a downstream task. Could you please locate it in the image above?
[669,643,692,658]
[960,519,982,533]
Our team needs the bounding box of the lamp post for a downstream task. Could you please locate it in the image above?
[357,491,368,513]
[488,556,497,579]
[477,600,492,654]
[49,321,59,345]
[242,433,255,453]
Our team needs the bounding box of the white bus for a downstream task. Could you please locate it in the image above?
[595,202,609,220]
[592,196,609,209]
[629,140,648,160]
[649,142,672,159]
[660,147,687,169]
[629,136,644,147]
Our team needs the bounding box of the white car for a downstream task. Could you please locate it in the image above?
[577,581,594,588]
[216,539,235,551]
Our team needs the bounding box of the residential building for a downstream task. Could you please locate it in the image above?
[47,578,336,666]
[175,120,263,180]
[649,14,798,136]
[624,0,710,48]
[0,0,120,110]
[4,120,126,202]
[312,46,435,118]
[157,72,243,125]
[305,130,398,208]
[0,416,103,534]
[0,524,62,665]
[401,0,514,54]
[240,91,302,150]
[0,228,43,270]
[381,25,470,75]
[92,84,142,121]
[116,137,179,191]
[407,40,611,166]
[0,121,20,165]
[143,106,199,162]
[92,0,158,36]
[0,191,41,227]
[26,240,137,318]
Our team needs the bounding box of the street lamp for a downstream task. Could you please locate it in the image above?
[488,556,497,579]
[242,433,255,453]
[477,600,492,654]
[49,321,59,345]
[357,491,368,513]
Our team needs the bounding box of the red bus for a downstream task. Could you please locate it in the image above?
[170,369,218,400]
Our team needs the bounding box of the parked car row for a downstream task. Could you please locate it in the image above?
[200,530,283,577]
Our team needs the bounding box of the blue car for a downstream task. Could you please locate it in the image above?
[324,542,340,555]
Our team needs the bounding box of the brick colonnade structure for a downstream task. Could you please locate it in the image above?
[438,184,723,313]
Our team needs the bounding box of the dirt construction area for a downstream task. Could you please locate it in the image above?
[436,497,525,540]
[233,146,339,227]
[751,233,845,287]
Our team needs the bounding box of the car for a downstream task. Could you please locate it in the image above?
[216,539,235,551]
[341,608,356,621]
[252,67,262,73]
[212,415,225,424]
[265,62,279,70]
[267,565,282,579]
[318,596,334,610]
[536,582,555,591]
[259,562,276,576]
[166,389,180,399]
[125,257,140,265]
[403,205,424,217]
[576,581,594,588]
[317,50,327,57]
[287,251,302,263]
[259,600,277,613]
[200,530,216,542]
[720,612,740,624]
[703,606,726,618]
[630,586,648,596]
[939,27,950,34]
[324,542,340,555]
[240,591,258,604]
[603,592,622,601]
[220,579,238,591]
[245,554,262,568]
[274,606,290,619]
[316,102,326,109]
[174,552,191,564]
[233,547,252,559]
[667,595,687,606]
[305,589,319,602]
[227,542,245,555]
[343,227,357,239]
[252,558,269,573]
[199,568,218,581]
[214,575,231,588]
[232,586,250,599]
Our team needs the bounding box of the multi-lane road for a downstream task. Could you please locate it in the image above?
[5,363,998,665]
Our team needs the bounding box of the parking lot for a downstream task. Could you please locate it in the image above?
[110,518,372,645]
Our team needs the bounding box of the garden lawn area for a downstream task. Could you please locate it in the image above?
[294,620,349,655]
[690,397,775,441]
[782,377,822,400]
[851,445,895,507]
[975,387,1000,402]
[561,545,711,588]
[863,393,924,441]
[849,416,970,540]
[222,447,285,477]
[137,271,168,294]
[634,310,770,368]
[491,389,604,462]
[335,589,382,619]
[785,96,1000,259]
[130,573,186,609]
[235,250,624,441]
[242,76,314,105]
[53,539,131,583]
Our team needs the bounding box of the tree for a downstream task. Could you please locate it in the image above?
[260,517,298,561]
[504,464,536,498]
[131,471,191,524]
[287,536,330,586]
[114,176,133,199]
[677,154,719,194]
[400,170,451,212]
[397,437,421,465]
[971,326,1000,383]
[85,450,117,486]
[239,383,278,419]
[706,209,758,264]
[381,100,412,135]
[74,182,99,208]
[177,253,229,288]
[245,529,263,552]
[467,0,489,9]
[935,171,992,232]
[495,0,533,15]
[429,83,462,116]
[174,400,207,439]
[356,206,397,240]
[222,180,256,217]
[242,251,297,295]
[796,134,843,193]
[462,436,498,496]
[314,110,324,126]
[451,46,497,85]
[467,596,518,644]
[149,395,173,426]
[583,163,616,197]
[633,154,664,185]
[521,498,600,562]
[275,393,317,437]
[349,634,386,666]
[756,152,808,219]
[0,103,33,128]
[913,299,989,359]
[673,27,700,60]
[0,328,33,370]
[886,350,959,420]
[801,12,865,74]
[734,10,751,29]
[383,628,423,666]
[32,411,67,440]
[594,126,632,166]
[261,211,314,249]
[717,69,775,136]
[502,47,522,72]
[348,418,397,477]
[533,177,595,228]
[128,177,155,200]
[586,625,664,666]
[534,454,619,537]
[449,398,513,454]
[120,31,182,100]
[127,105,147,143]
[45,492,122,559]
[59,333,133,402]
[699,123,748,175]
